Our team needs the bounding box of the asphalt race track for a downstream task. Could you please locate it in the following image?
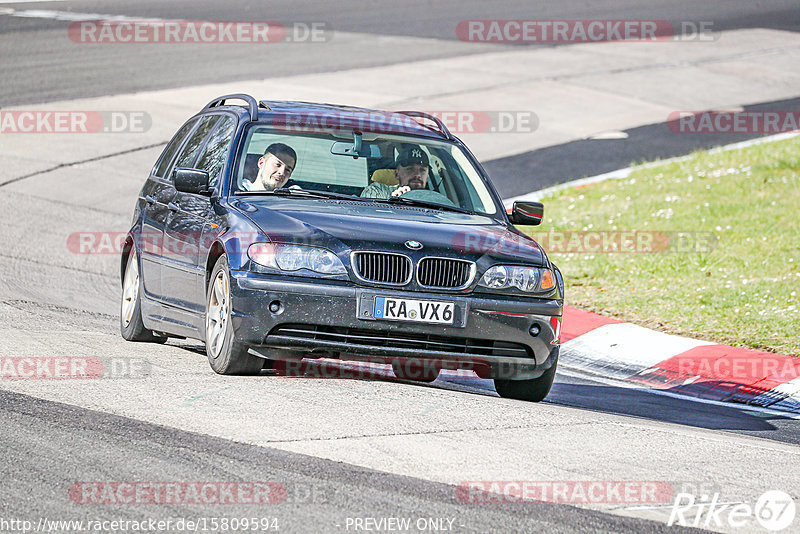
[1,1,799,533]
[3,0,800,106]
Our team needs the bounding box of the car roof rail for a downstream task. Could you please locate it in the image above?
[395,110,454,140]
[203,94,262,121]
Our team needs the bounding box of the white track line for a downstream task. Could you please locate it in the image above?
[0,8,168,21]
[0,1,68,4]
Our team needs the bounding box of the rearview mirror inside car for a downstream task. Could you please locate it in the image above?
[510,201,544,225]
[330,141,381,159]
[174,167,211,195]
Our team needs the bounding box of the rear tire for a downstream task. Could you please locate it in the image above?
[494,355,558,402]
[120,248,167,343]
[205,256,263,375]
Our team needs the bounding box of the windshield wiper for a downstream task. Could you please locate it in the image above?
[371,195,476,215]
[234,187,360,201]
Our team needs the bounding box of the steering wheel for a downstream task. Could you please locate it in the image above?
[402,188,457,207]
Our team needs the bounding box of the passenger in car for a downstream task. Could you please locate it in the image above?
[360,147,430,198]
[242,143,297,191]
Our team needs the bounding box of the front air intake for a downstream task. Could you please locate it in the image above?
[417,257,475,289]
[352,252,412,285]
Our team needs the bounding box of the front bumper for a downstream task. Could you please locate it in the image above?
[230,271,562,380]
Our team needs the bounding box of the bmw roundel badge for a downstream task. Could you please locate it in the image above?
[405,240,423,250]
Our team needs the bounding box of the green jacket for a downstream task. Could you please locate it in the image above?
[359,182,396,199]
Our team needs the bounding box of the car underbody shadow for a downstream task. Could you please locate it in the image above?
[545,380,799,440]
[172,341,799,442]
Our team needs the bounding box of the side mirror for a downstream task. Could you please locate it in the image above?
[174,168,211,195]
[510,201,544,225]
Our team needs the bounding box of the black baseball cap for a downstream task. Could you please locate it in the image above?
[396,146,429,167]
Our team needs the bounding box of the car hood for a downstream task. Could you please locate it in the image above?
[232,198,546,266]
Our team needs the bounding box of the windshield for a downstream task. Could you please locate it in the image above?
[231,125,501,216]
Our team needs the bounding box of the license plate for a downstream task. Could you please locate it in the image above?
[373,296,454,325]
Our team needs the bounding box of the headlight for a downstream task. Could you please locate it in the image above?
[248,243,346,275]
[478,265,555,293]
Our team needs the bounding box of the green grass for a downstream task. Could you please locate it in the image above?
[522,137,800,356]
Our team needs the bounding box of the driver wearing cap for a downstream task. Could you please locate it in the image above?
[360,147,430,198]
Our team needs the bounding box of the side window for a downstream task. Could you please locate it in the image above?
[196,116,236,189]
[154,118,199,178]
[169,115,221,180]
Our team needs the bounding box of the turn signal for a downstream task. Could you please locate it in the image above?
[540,269,555,290]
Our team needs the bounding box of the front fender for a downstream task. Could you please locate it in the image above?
[203,209,270,274]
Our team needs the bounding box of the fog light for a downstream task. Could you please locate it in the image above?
[269,301,282,313]
[529,324,541,337]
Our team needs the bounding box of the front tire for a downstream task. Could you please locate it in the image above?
[205,255,263,375]
[120,248,167,343]
[494,354,558,402]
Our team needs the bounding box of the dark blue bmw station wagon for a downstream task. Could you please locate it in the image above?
[120,94,563,401]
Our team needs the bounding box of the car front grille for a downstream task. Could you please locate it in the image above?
[268,324,532,358]
[417,257,475,289]
[352,252,412,285]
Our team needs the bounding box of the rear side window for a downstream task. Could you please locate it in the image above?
[171,115,221,177]
[196,116,236,189]
[154,118,199,178]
